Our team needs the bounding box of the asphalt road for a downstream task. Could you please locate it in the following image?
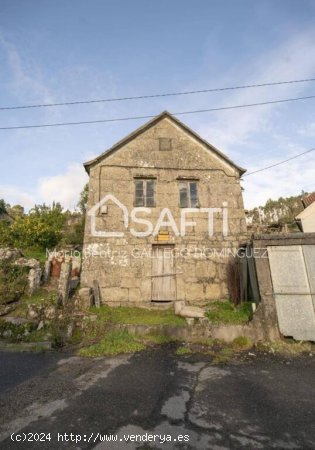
[0,346,314,449]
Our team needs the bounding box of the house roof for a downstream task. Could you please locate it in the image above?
[83,111,246,176]
[302,192,315,208]
[296,199,315,220]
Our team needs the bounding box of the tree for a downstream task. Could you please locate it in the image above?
[77,183,88,214]
[7,204,24,219]
[0,199,7,215]
[0,202,67,250]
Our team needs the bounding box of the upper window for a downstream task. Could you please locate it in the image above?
[134,179,155,207]
[179,181,199,208]
[159,138,172,151]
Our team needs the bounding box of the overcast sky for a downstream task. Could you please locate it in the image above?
[0,0,315,210]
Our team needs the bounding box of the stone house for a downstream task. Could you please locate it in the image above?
[81,111,247,307]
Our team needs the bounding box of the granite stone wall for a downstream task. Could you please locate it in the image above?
[81,117,247,306]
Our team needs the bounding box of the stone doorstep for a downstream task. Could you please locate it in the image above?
[174,300,205,319]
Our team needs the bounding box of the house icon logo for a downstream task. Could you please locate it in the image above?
[87,194,129,237]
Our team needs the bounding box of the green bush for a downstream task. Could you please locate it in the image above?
[0,260,28,304]
[0,203,66,250]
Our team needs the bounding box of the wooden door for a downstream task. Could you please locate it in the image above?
[151,245,176,301]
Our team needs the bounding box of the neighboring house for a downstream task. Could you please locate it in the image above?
[296,192,315,232]
[81,111,247,307]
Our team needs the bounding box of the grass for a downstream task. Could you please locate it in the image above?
[205,301,252,325]
[211,347,234,364]
[10,288,57,318]
[232,336,253,349]
[175,346,192,355]
[89,305,186,326]
[258,339,315,356]
[22,247,47,263]
[143,333,175,344]
[22,327,51,343]
[174,335,254,363]
[76,306,185,357]
[78,330,145,357]
[21,288,56,304]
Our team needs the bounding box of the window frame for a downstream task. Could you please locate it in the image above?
[178,180,199,208]
[134,178,156,207]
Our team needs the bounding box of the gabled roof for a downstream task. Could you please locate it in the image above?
[84,111,246,176]
[296,199,315,220]
[302,192,315,208]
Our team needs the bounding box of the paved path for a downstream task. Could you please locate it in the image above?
[0,346,314,449]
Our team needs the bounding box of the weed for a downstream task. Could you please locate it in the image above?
[258,339,315,356]
[89,305,186,326]
[205,301,252,325]
[212,347,234,364]
[143,334,174,345]
[78,330,145,357]
[22,248,47,263]
[175,346,192,356]
[232,336,253,349]
[10,288,57,318]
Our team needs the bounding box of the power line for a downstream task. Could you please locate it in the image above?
[1,77,315,111]
[243,147,315,176]
[1,94,315,130]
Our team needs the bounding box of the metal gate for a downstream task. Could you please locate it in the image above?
[268,245,315,341]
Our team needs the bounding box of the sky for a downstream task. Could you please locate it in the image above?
[0,0,315,211]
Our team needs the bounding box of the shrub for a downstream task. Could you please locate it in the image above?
[0,260,28,304]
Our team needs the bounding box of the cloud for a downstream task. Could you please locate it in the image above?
[298,122,315,137]
[0,34,56,106]
[242,152,315,208]
[197,27,315,151]
[0,185,35,210]
[0,164,88,211]
[38,164,88,210]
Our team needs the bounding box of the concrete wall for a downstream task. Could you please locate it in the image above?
[252,232,315,340]
[81,117,247,306]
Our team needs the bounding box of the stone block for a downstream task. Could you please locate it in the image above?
[58,261,72,305]
[78,287,94,310]
[128,288,141,303]
[174,300,205,318]
[121,277,141,288]
[102,287,128,303]
[184,283,204,302]
[195,260,217,278]
[205,284,221,300]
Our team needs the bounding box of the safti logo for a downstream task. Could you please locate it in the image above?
[88,194,229,238]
